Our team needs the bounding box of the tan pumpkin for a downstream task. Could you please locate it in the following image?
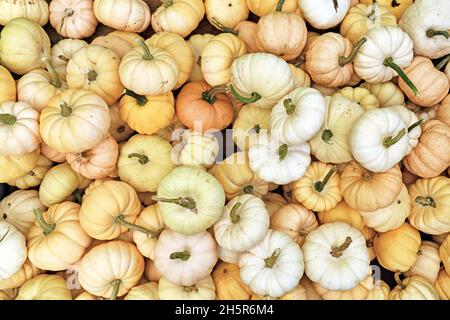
[8,154,53,190]
[212,262,252,300]
[436,94,450,127]
[0,259,40,291]
[361,226,377,261]
[144,259,163,283]
[389,274,439,300]
[360,81,405,108]
[50,39,88,81]
[187,33,215,82]
[262,193,288,216]
[318,201,365,231]
[334,86,379,111]
[0,148,40,183]
[132,204,165,260]
[366,280,390,300]
[91,31,143,59]
[15,274,72,300]
[93,0,150,32]
[435,269,450,300]
[440,235,450,274]
[205,0,249,30]
[313,275,374,300]
[405,241,441,284]
[41,142,66,163]
[0,66,16,104]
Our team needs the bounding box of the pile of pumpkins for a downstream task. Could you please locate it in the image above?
[0,0,450,301]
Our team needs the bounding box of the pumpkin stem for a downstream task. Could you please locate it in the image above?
[72,189,84,204]
[0,227,10,243]
[229,84,261,104]
[283,98,296,115]
[128,153,149,164]
[292,56,306,68]
[383,128,406,148]
[264,248,281,268]
[278,144,288,161]
[183,285,199,293]
[43,58,62,88]
[58,54,70,63]
[110,279,121,300]
[367,1,378,21]
[313,166,337,193]
[60,101,72,117]
[339,37,367,67]
[243,185,254,194]
[28,171,36,177]
[230,202,242,223]
[124,89,148,106]
[202,85,228,104]
[332,0,339,12]
[248,124,261,135]
[330,236,352,258]
[115,215,160,238]
[276,0,286,12]
[161,0,173,8]
[383,57,420,96]
[415,196,436,208]
[436,55,450,70]
[0,113,17,125]
[394,272,406,290]
[152,196,198,213]
[33,208,55,236]
[87,70,97,82]
[136,39,153,60]
[426,29,450,39]
[322,129,333,144]
[59,7,75,36]
[408,119,424,132]
[170,250,191,261]
[210,18,238,36]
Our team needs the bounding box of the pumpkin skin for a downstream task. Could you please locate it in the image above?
[299,0,351,30]
[8,154,52,190]
[0,259,41,291]
[405,241,441,284]
[79,240,144,299]
[334,86,379,111]
[124,282,159,300]
[246,0,297,17]
[109,102,134,143]
[15,274,72,300]
[389,275,439,300]
[91,31,142,60]
[0,0,48,26]
[174,130,219,169]
[51,39,88,80]
[187,34,215,82]
[176,82,234,133]
[436,95,450,127]
[205,0,249,30]
[155,166,226,235]
[151,0,205,38]
[435,269,450,300]
[212,262,251,300]
[399,57,449,107]
[0,66,16,104]
[0,18,51,75]
[0,101,40,156]
[0,148,40,183]
[79,181,141,240]
[159,276,216,300]
[233,104,271,151]
[360,81,405,108]
[132,204,165,260]
[50,0,98,39]
[93,0,150,32]
[41,142,66,163]
[313,275,374,300]
[239,229,304,298]
[0,221,27,280]
[441,235,450,274]
[288,64,311,88]
[318,201,365,231]
[373,223,421,272]
[210,152,269,200]
[403,120,450,178]
[309,95,364,164]
[263,193,287,216]
[303,222,370,291]
[360,0,412,20]
[387,105,421,155]
[408,177,450,235]
[154,230,218,286]
[40,89,110,154]
[366,280,390,300]
[340,162,403,212]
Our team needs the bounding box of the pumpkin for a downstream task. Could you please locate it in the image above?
[8,155,52,191]
[187,34,215,82]
[109,102,134,142]
[117,134,175,193]
[288,64,311,88]
[0,222,27,280]
[313,275,374,300]
[124,282,159,300]
[318,201,365,231]
[0,66,16,104]
[155,115,185,144]
[263,193,287,216]
[406,101,439,124]
[360,0,412,20]
[360,81,405,108]
[79,240,144,299]
[176,82,234,133]
[436,95,450,127]
[66,135,119,180]
[75,291,99,300]
[155,166,225,235]
[387,105,422,155]
[246,0,297,17]
[39,89,110,154]
[366,279,390,300]
[399,57,449,107]
[350,107,409,172]
[270,87,326,145]
[91,30,143,59]
[212,262,251,300]
[38,162,88,207]
[50,39,88,80]
[50,0,97,39]
[15,274,72,300]
[230,53,295,109]
[154,230,218,286]
[373,223,421,272]
[214,194,269,252]
[270,203,318,246]
[0,0,49,26]
[119,40,179,96]
[361,226,377,261]
[435,269,450,300]
[433,233,449,245]
[441,235,450,274]
[41,142,66,163]
[132,204,165,260]
[408,177,450,235]
[0,101,40,156]
[158,276,216,300]
[239,229,304,298]
[0,148,40,183]
[27,202,91,271]
[309,95,364,164]
[0,18,51,75]
[299,0,351,29]
[144,259,163,282]
[0,289,18,300]
[210,151,269,200]
[0,259,41,291]
[174,130,219,168]
[249,133,311,185]
[218,246,240,264]
[334,86,379,111]
[354,26,419,96]
[233,104,270,151]
[403,120,450,178]
[405,241,441,284]
[389,274,439,300]
[303,222,369,291]
[205,0,249,30]
[93,0,150,32]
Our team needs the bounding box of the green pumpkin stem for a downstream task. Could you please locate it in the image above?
[210,18,238,36]
[0,227,10,243]
[339,37,367,67]
[43,58,62,88]
[276,0,286,12]
[436,55,450,70]
[408,119,424,132]
[330,237,352,258]
[283,98,296,115]
[278,144,288,161]
[152,196,198,213]
[415,196,436,208]
[322,129,333,144]
[170,250,191,261]
[161,0,173,8]
[60,101,72,117]
[183,285,198,293]
[115,215,160,238]
[124,89,148,106]
[0,113,17,125]
[265,248,281,268]
[314,166,337,193]
[58,55,70,63]
[230,202,242,224]
[229,84,261,104]
[201,85,228,104]
[136,39,153,60]
[383,128,406,148]
[33,209,55,236]
[243,185,254,194]
[426,29,450,39]
[394,272,406,290]
[383,57,420,96]
[110,279,121,300]
[128,153,149,164]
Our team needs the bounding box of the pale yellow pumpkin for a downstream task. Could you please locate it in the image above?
[91,31,143,59]
[360,81,405,108]
[50,39,88,81]
[0,148,40,183]
[93,0,151,32]
[15,274,72,300]
[440,235,450,275]
[0,66,16,104]
[405,241,441,284]
[0,0,49,26]
[366,280,390,300]
[262,193,288,216]
[334,86,379,111]
[233,104,271,151]
[205,0,249,30]
[187,33,215,82]
[8,154,53,190]
[246,0,297,17]
[132,205,165,260]
[389,274,439,300]
[318,201,365,231]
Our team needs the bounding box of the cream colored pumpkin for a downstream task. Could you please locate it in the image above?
[360,81,405,108]
[132,205,165,260]
[288,64,311,88]
[51,39,88,80]
[299,0,351,29]
[0,66,16,104]
[263,192,287,216]
[8,154,52,189]
[232,104,271,151]
[366,280,390,300]
[0,260,41,291]
[108,102,135,143]
[91,31,143,59]
[41,142,66,163]
[93,0,150,32]
[124,282,159,300]
[0,221,27,280]
[0,148,40,183]
[205,0,249,30]
[441,235,450,274]
[187,34,215,82]
[389,274,439,300]
[158,276,216,300]
[173,130,219,169]
[0,0,49,26]
[15,274,72,300]
[405,241,441,284]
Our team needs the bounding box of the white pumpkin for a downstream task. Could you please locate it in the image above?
[214,194,270,252]
[399,0,450,59]
[158,276,216,300]
[239,229,304,298]
[270,87,326,145]
[303,222,370,291]
[248,133,311,185]
[173,130,219,169]
[218,246,240,264]
[350,107,409,172]
[299,0,351,29]
[386,105,422,156]
[0,222,27,280]
[154,230,218,286]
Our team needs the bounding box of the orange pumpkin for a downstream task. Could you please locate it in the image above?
[436,94,450,127]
